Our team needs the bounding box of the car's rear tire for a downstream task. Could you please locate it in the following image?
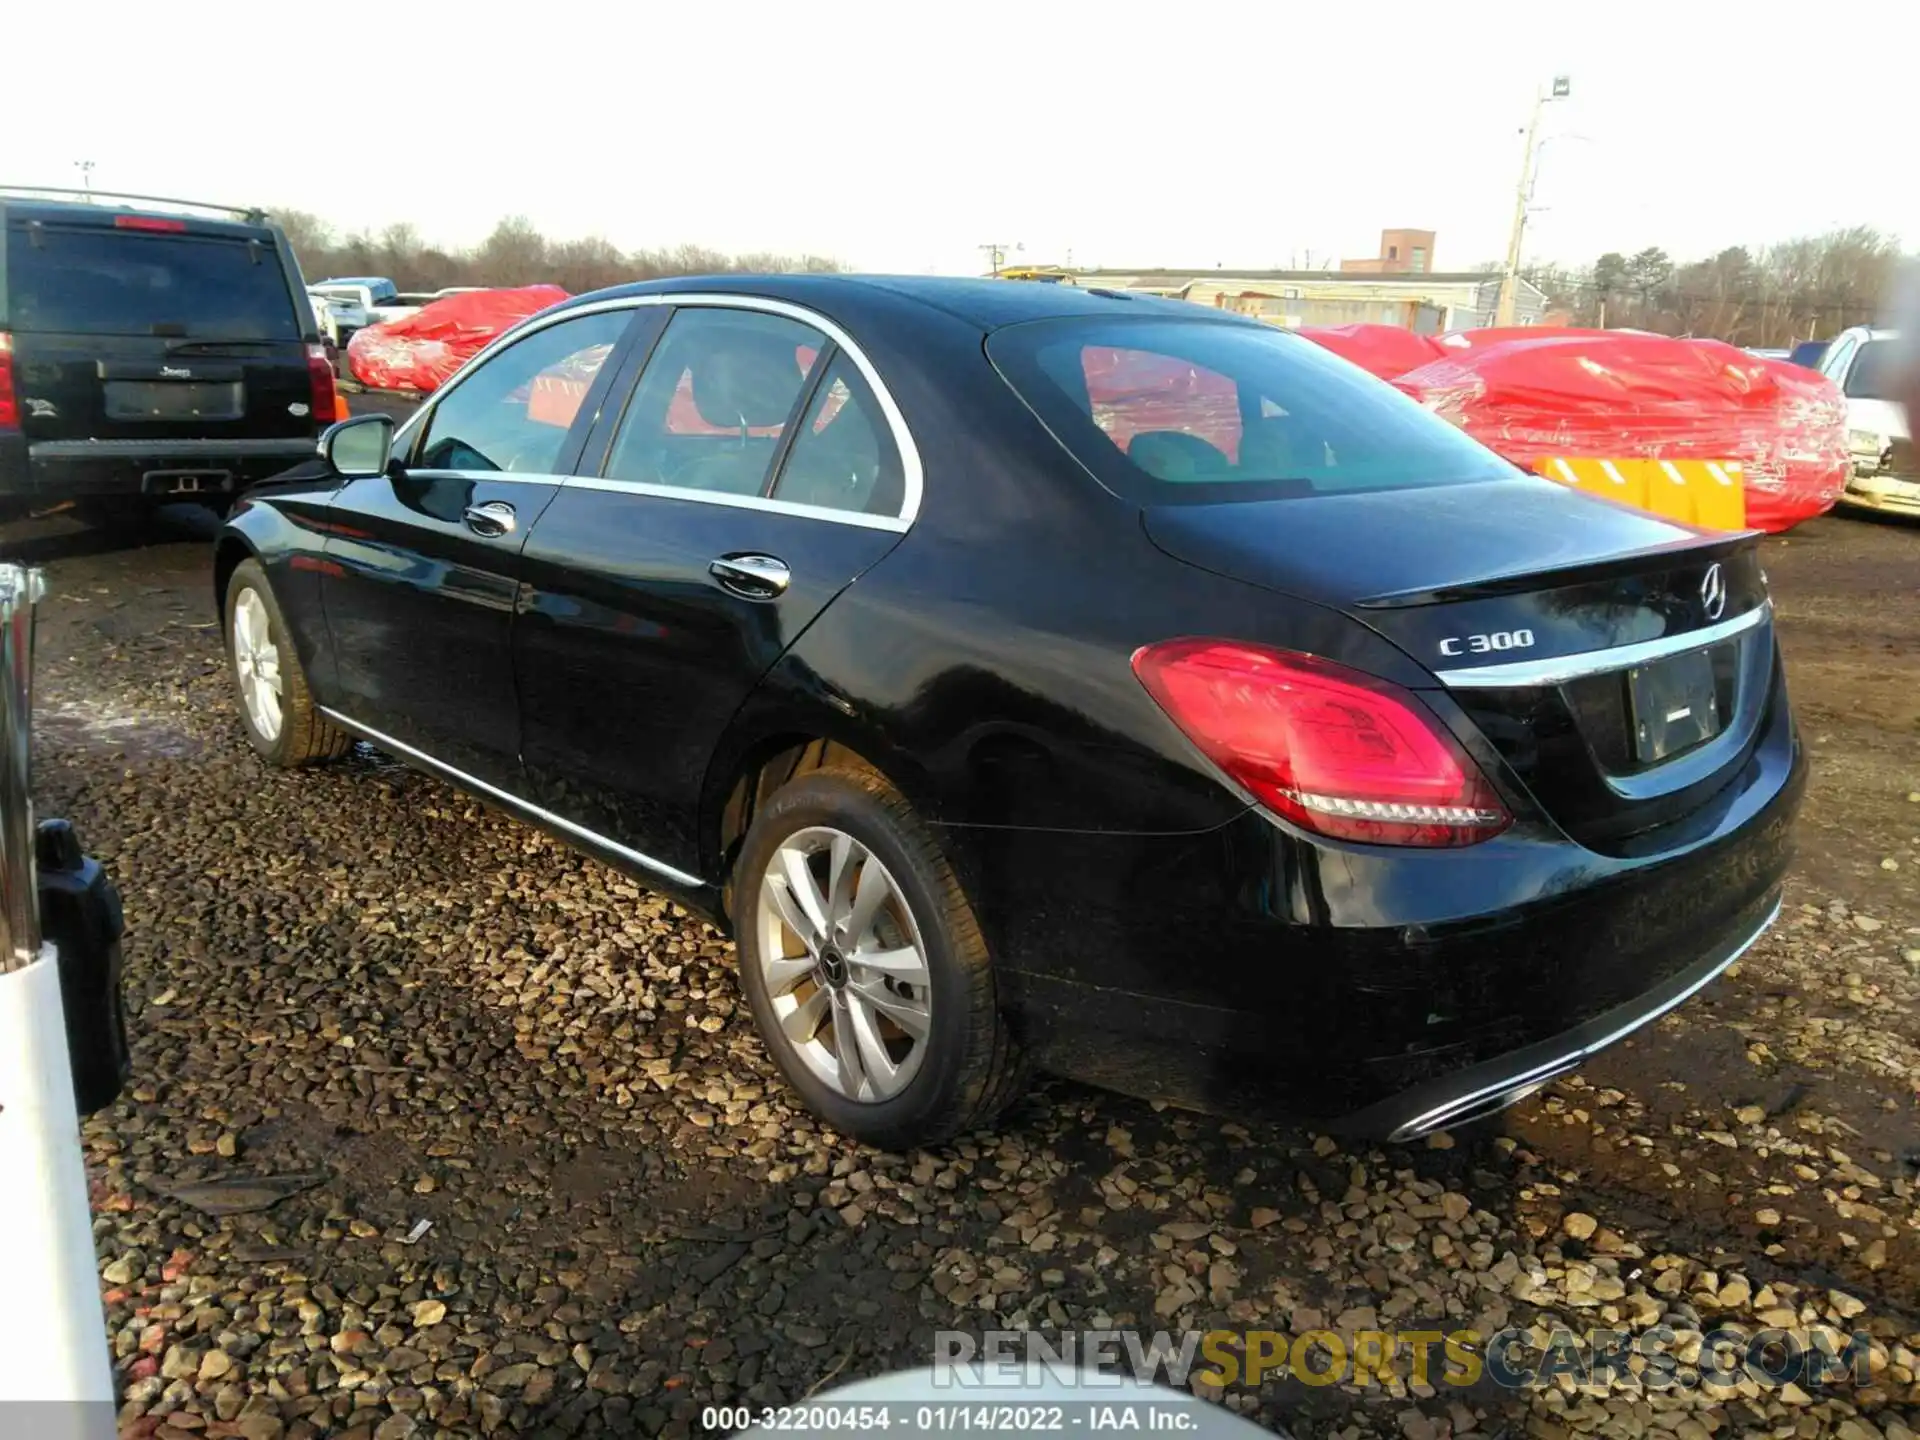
[223,558,351,768]
[734,765,1024,1150]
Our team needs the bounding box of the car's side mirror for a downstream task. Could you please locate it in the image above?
[321,414,396,478]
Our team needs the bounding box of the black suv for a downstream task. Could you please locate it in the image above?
[0,187,337,526]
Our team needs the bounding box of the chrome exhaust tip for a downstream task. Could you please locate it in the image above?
[1387,1067,1571,1144]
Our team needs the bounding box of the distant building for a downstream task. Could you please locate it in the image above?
[1010,227,1549,332]
[1035,266,1547,333]
[1340,228,1437,275]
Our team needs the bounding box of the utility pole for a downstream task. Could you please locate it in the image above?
[1495,76,1568,327]
[74,160,95,199]
[979,243,1012,278]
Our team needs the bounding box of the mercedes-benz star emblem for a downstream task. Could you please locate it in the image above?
[1700,562,1727,621]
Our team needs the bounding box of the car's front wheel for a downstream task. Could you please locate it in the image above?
[224,558,351,768]
[734,765,1023,1150]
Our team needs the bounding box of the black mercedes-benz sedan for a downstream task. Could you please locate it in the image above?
[212,275,1804,1150]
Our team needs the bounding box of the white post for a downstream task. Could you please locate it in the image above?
[0,564,116,1432]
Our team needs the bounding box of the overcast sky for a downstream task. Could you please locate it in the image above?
[17,0,1915,276]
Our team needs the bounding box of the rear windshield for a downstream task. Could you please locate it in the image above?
[987,316,1516,504]
[5,225,300,340]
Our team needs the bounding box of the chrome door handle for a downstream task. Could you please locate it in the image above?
[462,501,517,538]
[709,554,790,599]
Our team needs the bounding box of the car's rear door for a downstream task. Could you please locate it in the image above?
[514,298,916,878]
[318,304,636,791]
[4,216,313,455]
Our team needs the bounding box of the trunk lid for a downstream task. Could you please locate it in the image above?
[1143,477,1778,849]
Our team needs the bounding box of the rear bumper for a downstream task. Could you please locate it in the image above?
[1837,475,1920,517]
[2,437,317,506]
[1337,888,1780,1140]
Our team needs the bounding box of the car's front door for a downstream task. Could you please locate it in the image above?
[319,305,635,789]
[514,300,916,877]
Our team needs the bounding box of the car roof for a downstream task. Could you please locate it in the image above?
[569,273,1257,333]
[0,195,277,242]
[1835,325,1899,343]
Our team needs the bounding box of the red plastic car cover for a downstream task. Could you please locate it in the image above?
[1294,326,1848,532]
[346,285,571,394]
[1295,324,1447,381]
[1081,344,1244,459]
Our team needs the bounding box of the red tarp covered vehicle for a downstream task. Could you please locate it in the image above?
[1296,324,1849,532]
[346,285,571,394]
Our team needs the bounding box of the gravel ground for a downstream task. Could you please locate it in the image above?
[6,506,1918,1440]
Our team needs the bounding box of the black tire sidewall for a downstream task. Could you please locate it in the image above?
[735,773,982,1146]
[223,560,294,765]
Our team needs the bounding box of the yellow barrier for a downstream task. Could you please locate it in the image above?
[1534,457,1746,530]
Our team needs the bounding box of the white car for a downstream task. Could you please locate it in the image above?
[307,288,371,348]
[1819,326,1916,518]
[311,276,420,332]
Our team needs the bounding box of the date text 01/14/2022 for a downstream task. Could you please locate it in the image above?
[704,1401,1205,1432]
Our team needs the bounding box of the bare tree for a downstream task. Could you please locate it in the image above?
[269,207,847,296]
[1537,227,1907,345]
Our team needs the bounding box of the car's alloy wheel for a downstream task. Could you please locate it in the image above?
[755,826,934,1102]
[231,587,285,744]
[733,765,1024,1150]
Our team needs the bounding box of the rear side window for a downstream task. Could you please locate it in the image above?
[770,355,906,517]
[988,316,1515,504]
[602,309,825,497]
[5,225,300,341]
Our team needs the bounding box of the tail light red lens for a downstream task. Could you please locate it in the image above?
[113,215,189,232]
[0,333,16,430]
[1131,639,1511,847]
[305,343,340,426]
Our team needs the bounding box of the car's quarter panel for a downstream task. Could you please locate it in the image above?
[515,494,904,874]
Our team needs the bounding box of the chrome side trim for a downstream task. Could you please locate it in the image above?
[558,475,909,532]
[1434,602,1771,688]
[317,708,706,890]
[1386,894,1781,1142]
[388,470,570,489]
[391,291,925,532]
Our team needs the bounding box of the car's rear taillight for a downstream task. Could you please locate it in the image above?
[305,343,340,426]
[0,332,17,430]
[1131,639,1511,847]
